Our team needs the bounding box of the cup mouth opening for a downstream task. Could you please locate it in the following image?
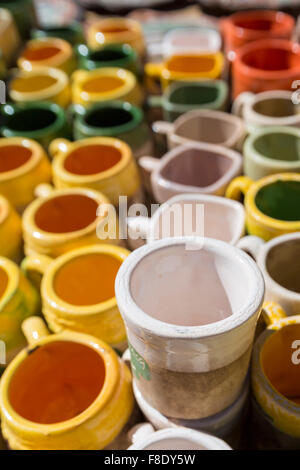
[230,10,293,35]
[93,18,141,42]
[254,179,300,223]
[0,138,43,180]
[10,68,68,100]
[63,143,123,176]
[250,128,300,165]
[0,144,32,173]
[251,95,299,120]
[83,104,138,131]
[2,105,64,136]
[164,53,220,77]
[20,39,72,67]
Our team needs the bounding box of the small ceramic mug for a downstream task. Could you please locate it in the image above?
[226,172,300,241]
[237,232,300,316]
[0,137,51,212]
[251,302,300,449]
[243,126,300,180]
[139,142,242,203]
[0,8,21,66]
[22,244,130,348]
[128,424,231,450]
[18,37,76,75]
[31,23,84,45]
[148,80,229,122]
[233,39,300,99]
[76,43,138,75]
[0,316,133,449]
[0,195,22,262]
[86,17,145,58]
[71,68,142,107]
[50,137,141,206]
[9,66,71,108]
[0,258,39,365]
[145,52,224,92]
[153,109,245,150]
[232,90,300,133]
[22,183,118,258]
[72,101,151,159]
[0,0,36,38]
[115,236,264,420]
[1,102,69,150]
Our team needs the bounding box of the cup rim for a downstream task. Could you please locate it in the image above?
[244,90,300,126]
[90,17,142,45]
[18,37,73,70]
[78,43,136,69]
[115,236,264,339]
[162,52,224,80]
[0,137,45,181]
[224,10,294,38]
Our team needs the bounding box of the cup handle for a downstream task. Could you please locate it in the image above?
[21,254,52,289]
[225,176,253,201]
[261,301,287,329]
[48,138,70,159]
[34,183,54,199]
[127,216,151,241]
[236,235,265,260]
[22,316,50,346]
[144,62,163,95]
[122,348,130,364]
[129,423,155,445]
[232,92,254,117]
[139,156,160,176]
[152,120,173,135]
[147,95,163,108]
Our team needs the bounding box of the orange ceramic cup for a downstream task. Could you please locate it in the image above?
[233,39,300,99]
[222,10,295,60]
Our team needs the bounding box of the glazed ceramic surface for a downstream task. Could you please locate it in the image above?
[76,43,138,75]
[0,8,20,66]
[0,195,22,262]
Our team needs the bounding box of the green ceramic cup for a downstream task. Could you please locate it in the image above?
[0,102,69,150]
[0,0,36,37]
[75,43,138,74]
[148,80,228,122]
[31,23,84,45]
[72,101,151,159]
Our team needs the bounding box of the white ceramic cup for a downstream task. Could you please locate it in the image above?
[237,232,300,316]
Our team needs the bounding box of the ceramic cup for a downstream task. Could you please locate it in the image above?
[243,126,300,180]
[0,195,22,262]
[0,8,21,66]
[18,37,76,75]
[0,137,51,212]
[128,424,231,450]
[0,258,38,365]
[145,52,224,92]
[233,39,300,99]
[251,302,300,449]
[237,232,300,316]
[22,183,119,258]
[31,23,84,45]
[9,67,71,108]
[115,237,264,420]
[148,80,229,122]
[71,68,142,107]
[221,10,295,60]
[153,109,245,150]
[226,172,300,241]
[0,0,36,38]
[72,101,151,159]
[127,193,245,250]
[139,142,242,203]
[76,43,138,75]
[232,90,300,133]
[50,137,141,207]
[22,244,130,349]
[0,316,133,449]
[87,17,145,58]
[1,102,69,150]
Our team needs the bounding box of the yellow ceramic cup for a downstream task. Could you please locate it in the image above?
[0,137,52,213]
[50,137,141,206]
[87,17,145,58]
[0,8,21,66]
[22,244,130,348]
[145,52,224,91]
[71,68,142,107]
[22,183,119,258]
[226,173,300,241]
[0,316,133,449]
[0,195,22,262]
[9,66,71,108]
[18,37,76,75]
[0,258,39,365]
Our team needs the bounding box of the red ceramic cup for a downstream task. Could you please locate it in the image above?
[232,39,300,99]
[222,10,295,60]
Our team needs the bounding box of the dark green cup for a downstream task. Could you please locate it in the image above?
[1,101,69,150]
[0,0,36,38]
[31,23,84,45]
[72,101,150,158]
[76,43,138,74]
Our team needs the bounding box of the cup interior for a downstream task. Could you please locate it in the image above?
[175,114,237,145]
[241,47,300,71]
[253,97,300,117]
[265,238,300,293]
[6,107,57,132]
[255,180,300,221]
[143,438,205,450]
[64,144,122,175]
[84,106,133,128]
[8,340,106,424]
[0,144,32,172]
[130,244,249,326]
[0,266,8,299]
[53,252,122,306]
[253,132,300,161]
[166,55,216,74]
[160,147,233,188]
[34,194,98,234]
[22,44,62,62]
[12,75,58,93]
[89,48,128,63]
[81,75,125,93]
[261,324,300,405]
[170,84,219,106]
[233,17,279,32]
